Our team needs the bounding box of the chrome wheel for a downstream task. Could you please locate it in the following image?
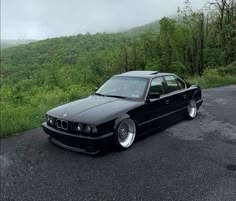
[117,119,136,149]
[187,100,197,118]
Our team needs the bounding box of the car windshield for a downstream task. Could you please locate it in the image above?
[96,76,149,99]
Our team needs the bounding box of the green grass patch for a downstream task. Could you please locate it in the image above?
[187,68,236,89]
[0,85,92,137]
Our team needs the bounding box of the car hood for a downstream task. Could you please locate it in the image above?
[48,95,142,124]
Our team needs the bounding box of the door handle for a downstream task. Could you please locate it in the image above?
[165,100,170,105]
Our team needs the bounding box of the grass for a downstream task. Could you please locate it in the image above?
[187,75,236,89]
[0,104,50,136]
[0,85,92,138]
[187,68,236,89]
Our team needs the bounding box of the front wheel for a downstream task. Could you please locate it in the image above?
[114,118,136,150]
[185,100,197,120]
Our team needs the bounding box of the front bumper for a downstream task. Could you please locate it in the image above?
[42,122,113,154]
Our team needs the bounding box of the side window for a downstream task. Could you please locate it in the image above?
[149,77,165,95]
[175,77,186,90]
[164,76,180,93]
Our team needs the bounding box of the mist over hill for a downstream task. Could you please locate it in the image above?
[0,19,160,50]
[2,0,206,40]
[1,40,36,49]
[123,19,160,36]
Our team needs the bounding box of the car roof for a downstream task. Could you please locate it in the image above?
[115,71,174,79]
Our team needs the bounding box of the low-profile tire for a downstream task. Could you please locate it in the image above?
[185,99,197,120]
[114,118,136,150]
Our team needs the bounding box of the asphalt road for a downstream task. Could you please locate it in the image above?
[1,86,236,201]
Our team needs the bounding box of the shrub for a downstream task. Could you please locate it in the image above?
[187,68,236,89]
[217,63,236,76]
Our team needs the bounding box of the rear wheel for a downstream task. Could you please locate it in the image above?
[185,100,197,120]
[114,118,136,150]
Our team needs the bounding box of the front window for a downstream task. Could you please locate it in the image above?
[96,76,149,99]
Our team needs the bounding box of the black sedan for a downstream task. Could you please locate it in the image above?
[42,71,203,154]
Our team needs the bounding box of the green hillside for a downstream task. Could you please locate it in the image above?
[1,39,36,49]
[1,1,236,136]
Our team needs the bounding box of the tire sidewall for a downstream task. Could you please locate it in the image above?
[113,118,136,150]
[185,100,197,120]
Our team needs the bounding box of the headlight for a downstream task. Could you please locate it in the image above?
[76,123,84,132]
[47,115,53,125]
[91,126,98,133]
[76,123,97,134]
[84,125,91,133]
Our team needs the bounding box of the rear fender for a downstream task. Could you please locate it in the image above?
[191,85,202,101]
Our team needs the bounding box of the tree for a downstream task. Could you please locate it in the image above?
[178,0,206,75]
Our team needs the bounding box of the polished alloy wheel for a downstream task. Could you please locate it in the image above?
[187,100,197,118]
[117,119,136,148]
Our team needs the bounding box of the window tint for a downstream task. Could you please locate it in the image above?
[149,77,165,95]
[176,78,186,89]
[165,76,180,93]
[97,76,148,99]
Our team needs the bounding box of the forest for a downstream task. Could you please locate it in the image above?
[1,0,236,136]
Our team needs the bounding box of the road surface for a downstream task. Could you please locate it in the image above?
[1,85,236,201]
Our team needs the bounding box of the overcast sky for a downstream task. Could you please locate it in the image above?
[1,0,206,40]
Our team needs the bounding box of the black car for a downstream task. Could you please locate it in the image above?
[42,71,203,154]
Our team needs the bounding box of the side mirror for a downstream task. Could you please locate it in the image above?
[148,92,160,99]
[94,87,98,92]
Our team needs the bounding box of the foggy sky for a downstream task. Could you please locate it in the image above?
[1,0,206,40]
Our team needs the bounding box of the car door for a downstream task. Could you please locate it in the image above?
[135,76,171,130]
[163,75,186,114]
[174,76,189,108]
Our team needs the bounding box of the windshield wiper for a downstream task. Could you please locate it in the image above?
[105,95,127,99]
[95,93,126,99]
[94,93,106,97]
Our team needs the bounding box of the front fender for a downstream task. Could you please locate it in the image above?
[113,114,131,130]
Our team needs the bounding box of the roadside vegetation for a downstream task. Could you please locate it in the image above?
[1,0,236,137]
[188,65,236,88]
